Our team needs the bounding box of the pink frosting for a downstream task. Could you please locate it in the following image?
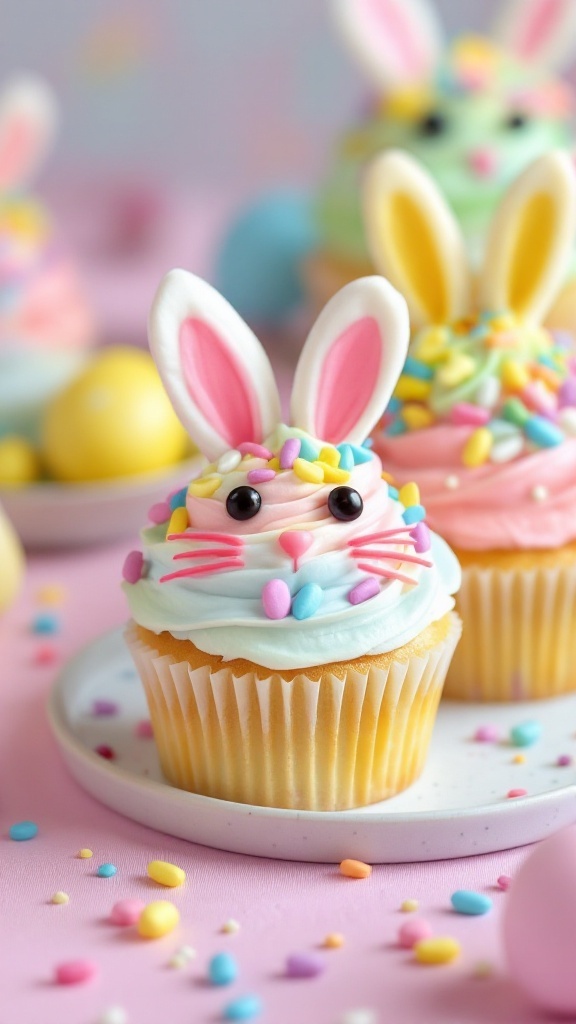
[0,250,94,352]
[376,426,576,551]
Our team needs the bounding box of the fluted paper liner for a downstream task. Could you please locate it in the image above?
[446,563,576,701]
[125,614,461,811]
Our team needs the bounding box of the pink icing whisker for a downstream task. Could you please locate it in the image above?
[160,559,244,582]
[350,530,416,547]
[350,548,433,567]
[356,562,417,586]
[166,531,244,547]
[172,548,238,561]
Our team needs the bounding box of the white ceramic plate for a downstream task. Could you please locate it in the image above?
[0,456,203,549]
[48,628,576,863]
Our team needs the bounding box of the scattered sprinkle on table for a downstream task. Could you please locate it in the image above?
[222,918,240,934]
[510,720,542,747]
[557,754,573,766]
[209,952,238,986]
[398,919,432,948]
[138,900,179,938]
[9,820,38,841]
[400,898,419,913]
[339,1012,377,1024]
[473,725,499,742]
[97,1009,127,1024]
[31,611,59,635]
[451,890,493,916]
[95,744,115,760]
[77,848,93,859]
[414,936,461,965]
[147,859,186,887]
[286,952,325,979]
[55,959,98,985]
[34,642,59,666]
[339,858,372,879]
[512,754,526,764]
[507,788,528,799]
[37,584,66,605]
[223,994,262,1020]
[97,863,117,878]
[169,946,196,968]
[110,899,145,926]
[497,875,512,891]
[51,891,69,905]
[324,932,344,948]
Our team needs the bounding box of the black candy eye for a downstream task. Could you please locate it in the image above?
[328,486,363,522]
[417,110,447,137]
[226,486,261,521]
[505,112,529,130]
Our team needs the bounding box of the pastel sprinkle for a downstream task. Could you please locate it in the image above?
[348,578,380,605]
[238,442,273,460]
[293,458,323,484]
[189,476,222,498]
[37,584,66,605]
[92,699,119,717]
[31,612,59,635]
[558,377,576,407]
[319,445,340,466]
[51,891,69,904]
[223,995,263,1020]
[462,427,492,467]
[286,952,325,979]
[280,438,300,469]
[444,475,460,489]
[122,550,144,584]
[97,863,117,877]
[222,919,240,934]
[414,937,461,965]
[404,355,434,380]
[501,358,530,391]
[136,719,154,738]
[95,744,115,760]
[78,848,93,859]
[148,501,171,524]
[415,325,449,362]
[395,375,432,401]
[410,521,431,553]
[97,1009,127,1024]
[217,450,242,474]
[474,375,501,408]
[167,506,189,535]
[497,875,512,891]
[451,890,493,916]
[34,642,59,666]
[168,486,188,510]
[531,485,549,502]
[512,754,526,764]
[138,900,180,938]
[337,445,354,471]
[490,434,524,463]
[324,932,345,948]
[298,437,319,461]
[559,407,576,435]
[450,403,490,427]
[502,398,530,427]
[436,352,475,387]
[398,919,432,948]
[316,462,350,484]
[209,952,238,986]
[292,583,323,620]
[474,725,499,742]
[169,946,196,968]
[147,859,186,887]
[349,444,373,465]
[110,899,146,926]
[247,468,276,484]
[510,720,542,747]
[524,415,563,447]
[402,403,434,429]
[9,821,38,841]
[402,504,425,525]
[557,754,573,766]
[340,859,372,879]
[401,899,419,913]
[399,482,420,507]
[55,959,98,985]
[507,788,528,798]
[262,579,291,620]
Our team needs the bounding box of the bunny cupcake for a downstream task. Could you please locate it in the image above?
[366,148,576,701]
[0,76,94,441]
[122,272,461,810]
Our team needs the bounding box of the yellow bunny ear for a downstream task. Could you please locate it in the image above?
[479,151,576,325]
[362,149,470,329]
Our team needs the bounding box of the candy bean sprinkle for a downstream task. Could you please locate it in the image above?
[340,859,372,879]
[147,859,186,888]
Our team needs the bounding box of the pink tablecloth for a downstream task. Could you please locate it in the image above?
[2,540,550,1024]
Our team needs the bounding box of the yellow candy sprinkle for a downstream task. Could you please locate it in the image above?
[415,936,461,965]
[189,475,222,498]
[437,353,476,388]
[51,891,69,904]
[324,932,345,948]
[395,376,432,402]
[315,462,350,484]
[138,900,180,939]
[513,754,526,764]
[414,326,450,364]
[77,848,93,859]
[381,471,396,484]
[489,313,516,331]
[37,585,66,606]
[319,446,340,467]
[293,458,324,484]
[401,404,434,430]
[462,427,493,467]
[399,482,420,508]
[340,858,372,879]
[167,507,188,536]
[401,899,419,913]
[267,457,281,471]
[501,359,530,392]
[147,860,186,888]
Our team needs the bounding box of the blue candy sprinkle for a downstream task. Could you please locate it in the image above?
[168,487,188,511]
[388,486,399,500]
[524,416,563,448]
[337,445,354,471]
[402,504,426,525]
[468,324,489,341]
[387,397,402,413]
[209,952,238,987]
[385,420,407,437]
[451,890,493,916]
[510,720,542,748]
[349,444,373,465]
[298,437,319,462]
[32,612,59,635]
[362,437,374,449]
[292,583,323,621]
[224,995,262,1021]
[97,863,117,878]
[537,354,558,369]
[9,820,38,841]
[404,356,434,380]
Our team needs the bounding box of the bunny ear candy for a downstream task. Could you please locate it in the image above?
[0,76,57,193]
[492,0,576,72]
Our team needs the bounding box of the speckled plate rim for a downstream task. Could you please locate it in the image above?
[47,628,576,863]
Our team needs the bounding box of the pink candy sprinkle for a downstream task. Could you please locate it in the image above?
[286,953,325,979]
[497,875,512,891]
[55,959,98,985]
[110,898,146,926]
[280,438,301,469]
[148,502,171,525]
[450,403,490,427]
[522,382,555,415]
[247,469,276,484]
[410,521,431,554]
[348,578,380,605]
[95,745,115,761]
[122,550,144,584]
[238,442,273,460]
[398,919,433,949]
[34,643,59,666]
[474,725,500,742]
[135,719,154,739]
[507,788,527,799]
[262,579,291,620]
[557,754,573,766]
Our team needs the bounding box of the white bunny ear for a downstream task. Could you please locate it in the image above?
[0,76,58,193]
[290,276,409,445]
[362,149,471,329]
[492,0,576,70]
[332,0,443,89]
[148,269,282,461]
[479,151,576,325]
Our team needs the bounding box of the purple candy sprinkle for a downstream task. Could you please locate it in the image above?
[286,953,325,979]
[410,521,431,554]
[247,469,276,484]
[558,377,576,409]
[474,725,500,743]
[280,438,301,470]
[122,550,144,584]
[238,442,273,460]
[348,578,380,605]
[92,699,119,717]
[148,502,171,525]
[557,754,572,766]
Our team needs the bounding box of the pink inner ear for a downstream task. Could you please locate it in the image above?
[179,317,262,449]
[512,0,566,58]
[357,0,430,79]
[315,316,382,444]
[0,116,35,190]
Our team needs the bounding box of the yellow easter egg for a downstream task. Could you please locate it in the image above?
[41,347,189,482]
[0,436,41,486]
[0,504,24,612]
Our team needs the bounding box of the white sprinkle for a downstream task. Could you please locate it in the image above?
[531,485,549,503]
[444,475,460,490]
[490,434,524,464]
[222,918,240,934]
[168,945,196,968]
[217,449,242,474]
[559,408,576,436]
[97,1009,127,1024]
[51,891,69,905]
[474,375,501,409]
[340,1011,378,1024]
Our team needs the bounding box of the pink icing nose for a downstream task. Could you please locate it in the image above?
[278,530,313,571]
[467,148,498,179]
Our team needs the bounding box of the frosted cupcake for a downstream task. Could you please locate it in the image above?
[366,148,576,701]
[122,271,461,810]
